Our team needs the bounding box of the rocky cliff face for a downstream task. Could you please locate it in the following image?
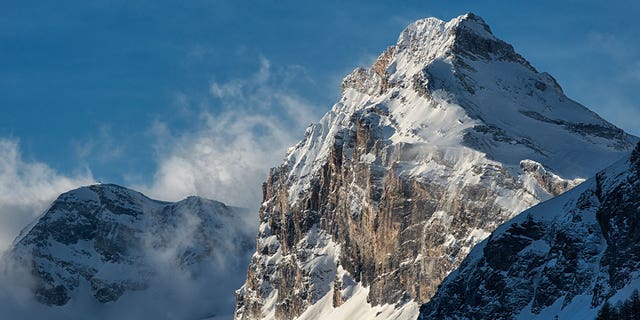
[235,13,638,320]
[8,184,253,317]
[420,142,640,320]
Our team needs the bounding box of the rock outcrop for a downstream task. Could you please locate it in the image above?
[420,143,640,319]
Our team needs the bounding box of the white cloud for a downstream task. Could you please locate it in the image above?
[137,57,323,216]
[0,139,94,253]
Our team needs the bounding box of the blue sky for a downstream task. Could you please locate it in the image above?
[1,1,639,239]
[2,0,639,182]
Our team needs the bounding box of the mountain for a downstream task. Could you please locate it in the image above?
[6,184,254,319]
[420,142,640,320]
[234,13,638,320]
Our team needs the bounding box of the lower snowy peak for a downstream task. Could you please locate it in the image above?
[420,142,640,320]
[235,12,637,320]
[7,184,254,319]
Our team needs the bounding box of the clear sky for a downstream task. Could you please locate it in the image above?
[1,1,639,249]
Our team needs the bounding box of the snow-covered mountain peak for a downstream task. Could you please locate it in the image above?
[237,14,637,320]
[398,12,495,51]
[449,12,493,35]
[337,12,636,181]
[58,183,150,205]
[344,13,502,97]
[8,184,254,318]
[288,12,636,218]
[386,12,531,79]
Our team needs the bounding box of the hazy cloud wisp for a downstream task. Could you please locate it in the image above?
[0,139,94,253]
[140,57,322,215]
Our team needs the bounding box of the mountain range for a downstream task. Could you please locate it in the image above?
[2,12,639,320]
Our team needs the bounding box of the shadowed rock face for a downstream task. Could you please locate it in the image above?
[419,143,640,319]
[10,184,252,306]
[235,13,637,320]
